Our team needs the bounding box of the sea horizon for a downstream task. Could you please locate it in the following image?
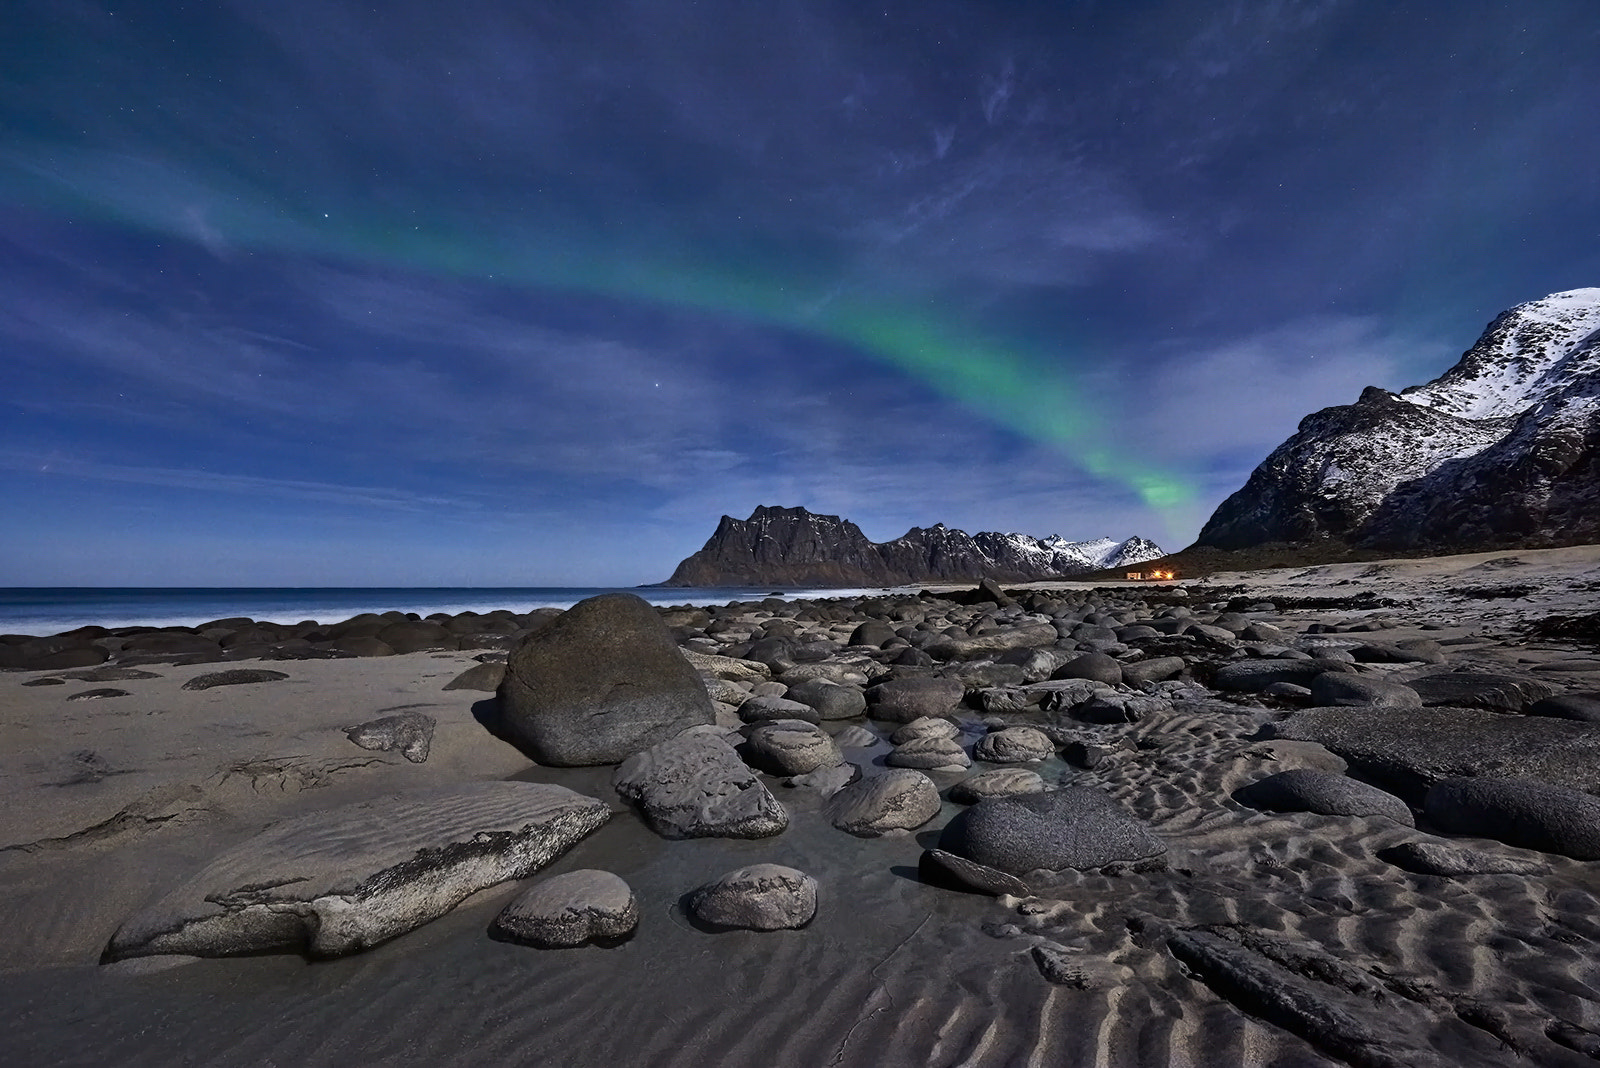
[0,584,891,636]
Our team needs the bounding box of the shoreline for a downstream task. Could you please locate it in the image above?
[2,543,1598,1066]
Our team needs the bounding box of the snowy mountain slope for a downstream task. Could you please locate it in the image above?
[1196,288,1600,553]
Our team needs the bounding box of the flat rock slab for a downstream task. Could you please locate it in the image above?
[1376,839,1546,877]
[613,732,788,839]
[1271,706,1600,799]
[105,782,611,961]
[1234,769,1413,826]
[1423,776,1600,860]
[824,769,940,836]
[492,869,637,948]
[181,669,290,691]
[66,687,129,700]
[345,712,437,763]
[689,864,817,930]
[1406,671,1558,712]
[1212,658,1352,693]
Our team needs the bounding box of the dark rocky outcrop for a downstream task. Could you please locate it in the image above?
[659,505,1162,586]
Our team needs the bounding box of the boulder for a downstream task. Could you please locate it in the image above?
[1234,769,1412,825]
[491,870,638,948]
[498,594,714,766]
[680,649,772,683]
[1307,673,1421,708]
[104,782,610,961]
[1527,692,1600,723]
[1212,658,1352,693]
[973,727,1055,764]
[889,717,960,744]
[886,735,971,771]
[739,721,841,776]
[948,768,1047,804]
[442,662,504,691]
[784,678,867,721]
[1121,657,1187,686]
[935,787,1165,877]
[376,621,457,654]
[1423,776,1600,860]
[1051,652,1123,686]
[689,864,817,930]
[1271,706,1600,799]
[866,677,965,723]
[824,769,941,836]
[736,695,821,725]
[1406,672,1558,712]
[344,713,436,763]
[613,732,788,839]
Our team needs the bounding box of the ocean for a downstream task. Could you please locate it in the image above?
[0,586,888,636]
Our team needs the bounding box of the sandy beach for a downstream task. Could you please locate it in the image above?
[3,545,1600,1067]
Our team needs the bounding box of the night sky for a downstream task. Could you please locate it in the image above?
[4,1,1598,586]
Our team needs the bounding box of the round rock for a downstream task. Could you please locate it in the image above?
[886,735,971,771]
[824,769,940,836]
[937,787,1166,875]
[689,864,817,931]
[890,716,960,744]
[866,677,965,723]
[973,727,1055,764]
[1423,776,1600,860]
[949,768,1047,804]
[1308,672,1421,708]
[739,720,841,776]
[1234,769,1413,826]
[785,678,867,721]
[737,695,822,725]
[492,870,638,948]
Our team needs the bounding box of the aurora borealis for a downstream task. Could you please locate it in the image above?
[3,1,1598,585]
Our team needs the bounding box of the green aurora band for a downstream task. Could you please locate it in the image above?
[3,148,1195,513]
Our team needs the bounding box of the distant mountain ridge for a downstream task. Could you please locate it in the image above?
[1194,288,1600,554]
[660,506,1165,587]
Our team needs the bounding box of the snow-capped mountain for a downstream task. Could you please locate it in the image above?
[1196,288,1600,553]
[661,506,1165,586]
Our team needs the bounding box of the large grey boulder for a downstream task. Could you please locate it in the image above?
[1528,692,1600,723]
[1271,706,1600,799]
[949,768,1047,804]
[1212,658,1352,693]
[491,869,638,948]
[1423,776,1600,860]
[886,735,971,771]
[1235,769,1413,826]
[935,787,1165,878]
[739,720,841,776]
[613,731,788,839]
[866,677,965,723]
[1308,673,1421,708]
[498,593,713,766]
[973,726,1055,764]
[824,769,940,836]
[689,864,817,930]
[1406,671,1558,712]
[104,782,610,961]
[785,678,867,720]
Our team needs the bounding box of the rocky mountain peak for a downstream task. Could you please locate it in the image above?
[1195,288,1600,554]
[660,507,1165,587]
